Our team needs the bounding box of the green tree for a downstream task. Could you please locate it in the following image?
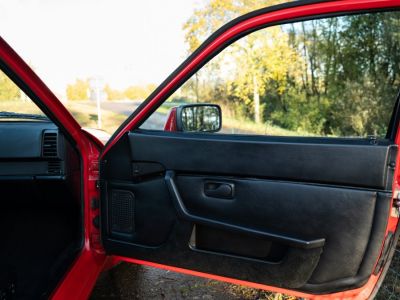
[0,70,20,100]
[228,27,301,123]
[183,0,287,112]
[183,0,296,123]
[181,5,400,137]
[104,84,124,101]
[124,84,157,100]
[66,79,89,101]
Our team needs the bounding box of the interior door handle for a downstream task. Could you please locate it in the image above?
[164,171,325,249]
[204,181,234,199]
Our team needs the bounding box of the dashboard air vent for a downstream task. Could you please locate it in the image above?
[48,161,62,174]
[42,131,58,157]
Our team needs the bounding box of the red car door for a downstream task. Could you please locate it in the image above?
[98,1,400,299]
[1,1,399,299]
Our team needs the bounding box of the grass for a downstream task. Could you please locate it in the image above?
[0,99,45,115]
[157,102,309,136]
[222,116,311,136]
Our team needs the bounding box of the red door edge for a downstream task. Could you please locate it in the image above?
[100,0,400,299]
[0,38,108,299]
[49,128,107,300]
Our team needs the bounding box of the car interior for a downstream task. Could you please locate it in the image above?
[0,121,82,299]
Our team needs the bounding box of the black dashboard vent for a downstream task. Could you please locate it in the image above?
[42,131,58,157]
[48,161,62,174]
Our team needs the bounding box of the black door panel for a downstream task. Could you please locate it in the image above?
[100,131,396,293]
[166,171,325,249]
[174,174,390,284]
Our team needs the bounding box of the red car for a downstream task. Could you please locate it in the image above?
[0,0,400,299]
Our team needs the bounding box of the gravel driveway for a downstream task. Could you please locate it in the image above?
[90,246,400,300]
[90,263,282,300]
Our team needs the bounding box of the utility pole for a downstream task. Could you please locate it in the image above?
[90,77,103,129]
[96,79,102,129]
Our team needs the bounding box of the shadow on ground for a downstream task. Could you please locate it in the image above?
[91,248,400,300]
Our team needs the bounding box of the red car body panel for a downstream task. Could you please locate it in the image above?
[0,0,400,299]
[163,107,178,131]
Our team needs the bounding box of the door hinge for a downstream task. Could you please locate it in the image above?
[392,189,400,217]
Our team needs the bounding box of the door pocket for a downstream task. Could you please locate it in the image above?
[189,225,287,263]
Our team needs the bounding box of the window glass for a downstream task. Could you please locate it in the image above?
[141,11,400,138]
[0,70,47,120]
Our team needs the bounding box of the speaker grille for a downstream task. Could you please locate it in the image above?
[110,189,135,235]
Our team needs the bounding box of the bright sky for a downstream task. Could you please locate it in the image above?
[0,0,201,97]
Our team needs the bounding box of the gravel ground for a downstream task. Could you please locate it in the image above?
[90,246,400,300]
[375,247,400,300]
[90,263,295,300]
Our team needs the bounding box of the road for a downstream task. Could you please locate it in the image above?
[98,101,141,116]
[90,100,169,130]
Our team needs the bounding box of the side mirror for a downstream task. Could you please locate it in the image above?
[164,104,222,133]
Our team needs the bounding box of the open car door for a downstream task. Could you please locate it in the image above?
[100,1,400,299]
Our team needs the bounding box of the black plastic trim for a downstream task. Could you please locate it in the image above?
[129,131,395,190]
[165,170,325,249]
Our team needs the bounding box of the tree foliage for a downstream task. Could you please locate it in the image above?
[180,3,400,137]
[66,79,89,101]
[124,84,157,100]
[0,70,20,101]
[104,84,125,101]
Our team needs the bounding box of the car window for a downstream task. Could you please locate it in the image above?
[0,70,47,120]
[140,11,400,138]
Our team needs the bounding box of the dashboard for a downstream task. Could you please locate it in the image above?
[0,122,67,179]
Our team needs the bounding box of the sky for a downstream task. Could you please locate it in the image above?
[0,0,201,96]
